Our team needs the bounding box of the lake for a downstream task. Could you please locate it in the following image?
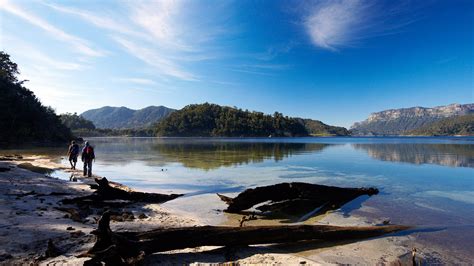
[5,136,474,261]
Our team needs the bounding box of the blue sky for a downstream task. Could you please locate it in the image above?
[0,0,472,127]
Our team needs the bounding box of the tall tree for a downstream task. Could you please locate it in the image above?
[0,51,20,84]
[0,51,72,144]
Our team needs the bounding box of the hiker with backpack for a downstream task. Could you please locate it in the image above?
[81,141,95,177]
[67,140,80,170]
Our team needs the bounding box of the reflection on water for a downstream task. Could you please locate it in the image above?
[153,142,331,170]
[83,138,333,170]
[353,143,474,168]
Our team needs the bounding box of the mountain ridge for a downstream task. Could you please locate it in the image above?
[81,105,176,129]
[351,103,474,135]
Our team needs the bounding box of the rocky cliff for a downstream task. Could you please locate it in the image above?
[351,103,474,135]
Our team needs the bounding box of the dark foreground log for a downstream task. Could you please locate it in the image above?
[217,182,378,219]
[62,177,182,205]
[84,211,410,265]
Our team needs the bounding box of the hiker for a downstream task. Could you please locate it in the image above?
[81,141,95,177]
[67,140,80,170]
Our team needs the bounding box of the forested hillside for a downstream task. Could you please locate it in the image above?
[0,52,72,145]
[60,113,96,130]
[156,103,309,137]
[407,114,474,136]
[298,118,350,136]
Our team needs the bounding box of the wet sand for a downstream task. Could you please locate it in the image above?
[0,154,468,265]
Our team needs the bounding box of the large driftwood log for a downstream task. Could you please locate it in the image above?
[62,177,182,205]
[84,211,409,265]
[217,182,378,219]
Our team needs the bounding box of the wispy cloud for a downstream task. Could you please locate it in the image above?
[0,0,105,57]
[303,0,416,51]
[128,0,190,51]
[45,0,231,81]
[44,3,148,39]
[115,78,157,86]
[113,36,198,81]
[3,35,84,71]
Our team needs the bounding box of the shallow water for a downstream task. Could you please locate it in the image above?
[3,137,474,260]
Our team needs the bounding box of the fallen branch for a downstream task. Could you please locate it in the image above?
[62,177,182,205]
[85,211,410,265]
[217,182,378,219]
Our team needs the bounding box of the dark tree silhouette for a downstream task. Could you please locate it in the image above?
[0,51,72,145]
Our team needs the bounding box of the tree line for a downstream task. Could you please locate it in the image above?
[0,52,72,145]
[155,103,309,137]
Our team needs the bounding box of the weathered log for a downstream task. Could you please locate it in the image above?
[217,182,378,219]
[85,211,410,264]
[62,177,182,205]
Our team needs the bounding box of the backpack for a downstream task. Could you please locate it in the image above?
[84,146,94,159]
[71,144,79,155]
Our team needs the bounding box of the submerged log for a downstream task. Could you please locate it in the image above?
[62,177,182,205]
[85,211,410,265]
[217,182,378,219]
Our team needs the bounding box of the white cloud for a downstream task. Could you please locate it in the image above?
[304,0,415,51]
[0,0,104,57]
[113,36,198,81]
[45,0,231,81]
[45,3,148,40]
[116,78,157,86]
[3,35,84,71]
[128,0,233,52]
[128,0,190,51]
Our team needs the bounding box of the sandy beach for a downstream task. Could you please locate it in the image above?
[0,154,469,265]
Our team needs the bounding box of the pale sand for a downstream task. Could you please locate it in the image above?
[0,155,462,265]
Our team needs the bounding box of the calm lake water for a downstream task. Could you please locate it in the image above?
[5,137,474,260]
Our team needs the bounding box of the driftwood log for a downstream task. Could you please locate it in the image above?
[58,177,183,223]
[217,182,379,220]
[62,177,183,205]
[84,211,409,265]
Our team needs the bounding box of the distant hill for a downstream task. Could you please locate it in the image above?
[81,106,175,129]
[298,118,350,136]
[156,103,309,137]
[407,114,474,136]
[351,103,474,136]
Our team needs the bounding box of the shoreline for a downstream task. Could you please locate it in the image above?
[0,154,469,264]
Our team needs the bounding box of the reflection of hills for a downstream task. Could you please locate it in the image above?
[353,144,474,168]
[153,142,332,170]
[88,138,334,170]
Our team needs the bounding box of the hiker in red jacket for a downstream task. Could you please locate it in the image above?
[81,141,95,177]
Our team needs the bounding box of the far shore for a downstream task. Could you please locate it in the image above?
[2,134,472,148]
[0,153,468,265]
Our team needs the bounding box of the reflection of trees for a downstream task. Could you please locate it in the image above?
[152,142,332,170]
[353,144,474,168]
[73,138,333,170]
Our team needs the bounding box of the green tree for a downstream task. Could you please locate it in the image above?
[0,51,72,144]
[60,113,96,130]
[156,103,309,137]
[0,51,20,84]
